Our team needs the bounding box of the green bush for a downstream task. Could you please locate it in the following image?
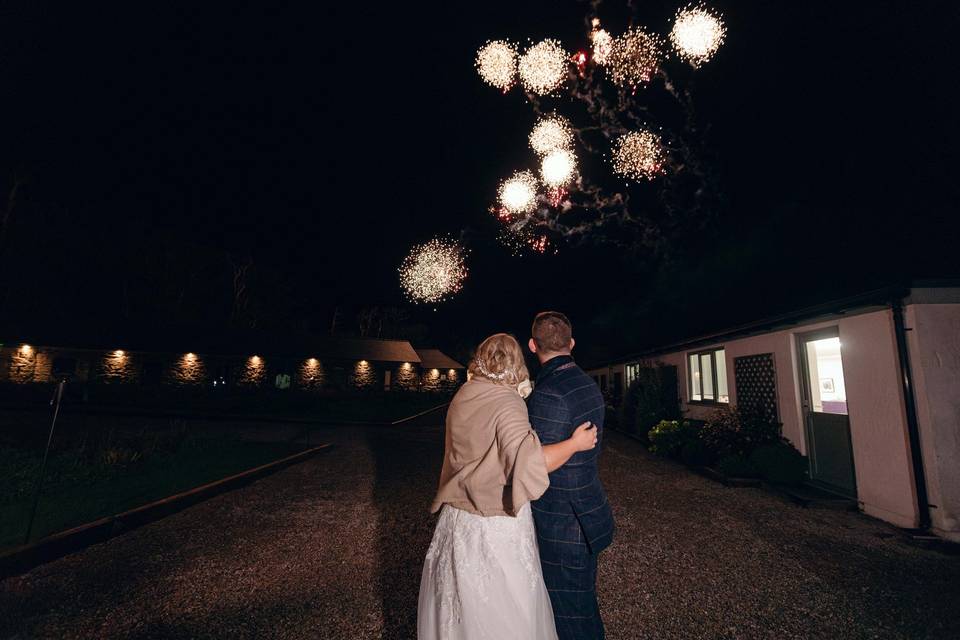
[648,420,697,457]
[700,406,782,458]
[619,364,680,441]
[717,454,760,478]
[680,439,716,467]
[750,442,808,486]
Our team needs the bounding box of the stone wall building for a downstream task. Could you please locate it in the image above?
[415,348,466,393]
[0,332,464,394]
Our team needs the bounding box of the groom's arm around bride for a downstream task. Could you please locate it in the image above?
[527,311,615,640]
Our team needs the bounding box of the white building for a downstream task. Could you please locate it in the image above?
[587,285,960,542]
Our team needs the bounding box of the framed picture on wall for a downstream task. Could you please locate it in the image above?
[821,378,835,393]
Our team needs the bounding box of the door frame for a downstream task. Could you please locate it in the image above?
[796,326,858,497]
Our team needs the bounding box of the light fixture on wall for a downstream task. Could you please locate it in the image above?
[19,344,32,355]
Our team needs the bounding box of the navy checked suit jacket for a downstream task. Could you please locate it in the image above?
[529,355,614,557]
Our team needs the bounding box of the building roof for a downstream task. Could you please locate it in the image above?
[585,282,960,370]
[314,337,421,364]
[414,348,465,370]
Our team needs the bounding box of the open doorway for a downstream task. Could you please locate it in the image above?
[798,328,857,497]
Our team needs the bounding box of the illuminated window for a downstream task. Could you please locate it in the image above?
[688,348,728,403]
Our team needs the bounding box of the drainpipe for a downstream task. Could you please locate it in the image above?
[890,298,932,531]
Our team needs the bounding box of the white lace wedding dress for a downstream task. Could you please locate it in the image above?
[417,503,558,640]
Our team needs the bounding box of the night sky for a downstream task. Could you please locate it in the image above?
[0,1,957,363]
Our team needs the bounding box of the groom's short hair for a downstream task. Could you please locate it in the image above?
[532,311,573,353]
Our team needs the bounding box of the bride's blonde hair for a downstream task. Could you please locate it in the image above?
[468,333,530,387]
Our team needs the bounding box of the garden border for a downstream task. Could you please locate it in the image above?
[0,443,333,580]
[390,402,450,425]
[607,425,762,487]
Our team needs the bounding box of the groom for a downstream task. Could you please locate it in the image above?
[527,311,614,640]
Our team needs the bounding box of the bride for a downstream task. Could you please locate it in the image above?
[417,333,597,640]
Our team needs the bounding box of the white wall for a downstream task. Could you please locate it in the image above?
[906,303,960,542]
[597,307,924,530]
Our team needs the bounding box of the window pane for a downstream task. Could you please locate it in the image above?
[701,354,714,400]
[689,354,702,401]
[715,349,729,403]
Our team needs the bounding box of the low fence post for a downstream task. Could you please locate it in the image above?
[23,379,66,545]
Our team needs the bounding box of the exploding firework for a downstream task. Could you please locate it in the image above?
[540,148,576,188]
[518,39,568,95]
[399,238,469,304]
[475,40,518,91]
[529,115,574,157]
[529,235,551,254]
[670,4,726,67]
[498,170,539,215]
[591,28,614,65]
[607,28,664,89]
[497,222,555,256]
[611,130,666,181]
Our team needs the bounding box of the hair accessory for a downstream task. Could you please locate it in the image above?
[475,357,507,380]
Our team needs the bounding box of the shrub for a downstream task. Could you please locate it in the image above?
[717,454,760,478]
[648,420,697,457]
[700,406,782,458]
[750,442,808,486]
[619,364,680,441]
[680,439,716,467]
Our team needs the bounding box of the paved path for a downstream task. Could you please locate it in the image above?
[2,421,958,639]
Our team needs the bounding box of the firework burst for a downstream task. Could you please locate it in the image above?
[518,39,568,95]
[497,222,555,256]
[399,238,469,304]
[541,148,576,188]
[607,28,664,89]
[529,115,574,157]
[475,40,518,91]
[611,130,666,181]
[591,28,614,65]
[498,170,539,215]
[670,4,726,67]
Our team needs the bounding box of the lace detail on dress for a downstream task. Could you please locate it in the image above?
[423,504,544,637]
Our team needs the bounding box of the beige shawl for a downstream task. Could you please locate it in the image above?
[429,377,549,517]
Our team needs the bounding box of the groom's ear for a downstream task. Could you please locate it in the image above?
[569,337,576,351]
[528,338,538,354]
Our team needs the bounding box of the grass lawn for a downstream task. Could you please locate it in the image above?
[0,438,306,551]
[1,385,450,424]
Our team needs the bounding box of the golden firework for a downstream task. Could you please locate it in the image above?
[670,4,726,67]
[475,40,518,90]
[540,149,577,188]
[518,39,568,95]
[399,238,469,304]
[529,115,574,157]
[611,130,666,181]
[498,170,539,215]
[607,28,664,89]
[591,28,614,65]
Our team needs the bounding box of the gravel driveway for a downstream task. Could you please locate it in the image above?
[2,418,958,639]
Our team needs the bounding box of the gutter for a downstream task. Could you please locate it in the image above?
[890,297,932,531]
